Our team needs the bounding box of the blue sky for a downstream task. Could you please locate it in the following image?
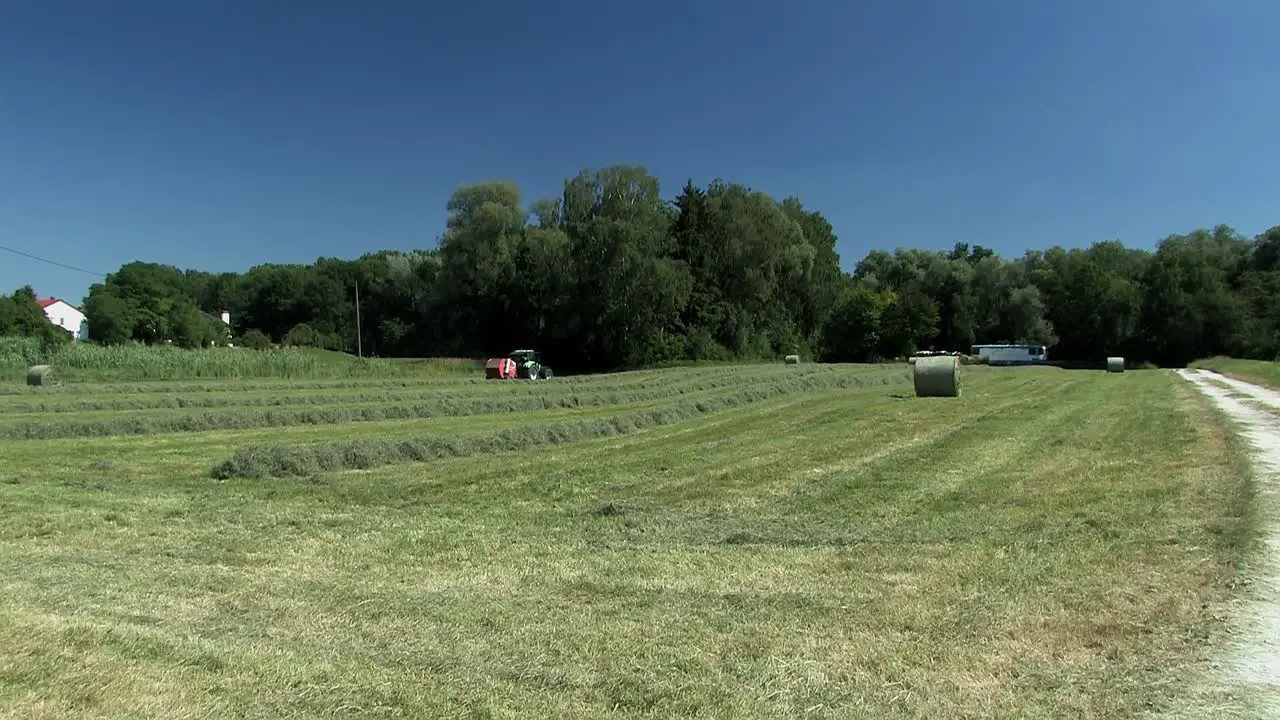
[2,0,1278,304]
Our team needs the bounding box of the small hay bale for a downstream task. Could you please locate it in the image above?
[26,365,53,387]
[784,354,800,365]
[912,355,960,398]
[1106,356,1125,373]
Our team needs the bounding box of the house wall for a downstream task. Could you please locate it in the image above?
[42,302,88,341]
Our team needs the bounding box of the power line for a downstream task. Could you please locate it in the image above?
[0,243,106,277]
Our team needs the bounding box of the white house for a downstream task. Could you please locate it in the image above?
[200,309,233,346]
[36,297,89,341]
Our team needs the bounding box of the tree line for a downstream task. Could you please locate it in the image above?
[10,165,1280,370]
[0,286,73,349]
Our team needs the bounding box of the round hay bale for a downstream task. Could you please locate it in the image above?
[26,365,53,387]
[784,354,800,365]
[1106,356,1125,373]
[913,355,960,397]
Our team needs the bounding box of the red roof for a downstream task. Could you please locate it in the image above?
[36,297,82,311]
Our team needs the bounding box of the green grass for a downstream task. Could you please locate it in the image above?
[0,363,1261,718]
[0,367,898,440]
[1190,355,1280,390]
[0,362,840,408]
[0,365,887,435]
[0,336,482,382]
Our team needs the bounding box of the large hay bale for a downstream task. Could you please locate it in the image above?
[1106,356,1125,373]
[784,354,800,365]
[26,365,53,387]
[913,355,960,397]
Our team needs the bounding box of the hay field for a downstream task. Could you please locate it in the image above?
[0,363,1260,718]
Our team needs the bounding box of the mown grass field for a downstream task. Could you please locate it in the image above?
[0,362,1262,718]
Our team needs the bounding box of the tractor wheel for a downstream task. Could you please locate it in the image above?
[540,367,554,380]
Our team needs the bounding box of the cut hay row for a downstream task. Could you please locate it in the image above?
[7,364,893,415]
[0,374,471,397]
[0,370,767,414]
[2,368,904,440]
[0,360,794,397]
[0,370,523,396]
[0,369,830,435]
[0,361,829,407]
[211,372,888,479]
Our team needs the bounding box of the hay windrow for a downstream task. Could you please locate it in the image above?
[0,375,478,396]
[0,368,896,439]
[0,361,796,397]
[210,371,900,479]
[0,364,837,414]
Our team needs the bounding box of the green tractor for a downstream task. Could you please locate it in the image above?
[508,349,554,380]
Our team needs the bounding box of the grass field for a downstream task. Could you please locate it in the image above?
[0,362,1263,718]
[1191,356,1280,391]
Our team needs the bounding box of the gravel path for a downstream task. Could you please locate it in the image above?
[1178,368,1280,714]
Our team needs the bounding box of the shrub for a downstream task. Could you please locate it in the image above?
[283,323,325,348]
[239,329,273,350]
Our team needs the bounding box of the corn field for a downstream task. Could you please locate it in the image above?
[0,336,465,381]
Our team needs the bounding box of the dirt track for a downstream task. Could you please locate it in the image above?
[1179,368,1280,712]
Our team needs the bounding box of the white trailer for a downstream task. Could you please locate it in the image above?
[971,344,1047,366]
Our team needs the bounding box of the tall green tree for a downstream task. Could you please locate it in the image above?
[559,166,692,368]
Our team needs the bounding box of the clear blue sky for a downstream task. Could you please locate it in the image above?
[2,0,1278,305]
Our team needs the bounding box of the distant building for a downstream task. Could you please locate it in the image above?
[201,309,233,346]
[201,309,231,327]
[36,297,89,341]
[971,343,1048,365]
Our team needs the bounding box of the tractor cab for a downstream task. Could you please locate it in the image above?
[507,350,553,380]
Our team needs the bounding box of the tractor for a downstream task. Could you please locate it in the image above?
[485,349,554,380]
[509,349,553,380]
